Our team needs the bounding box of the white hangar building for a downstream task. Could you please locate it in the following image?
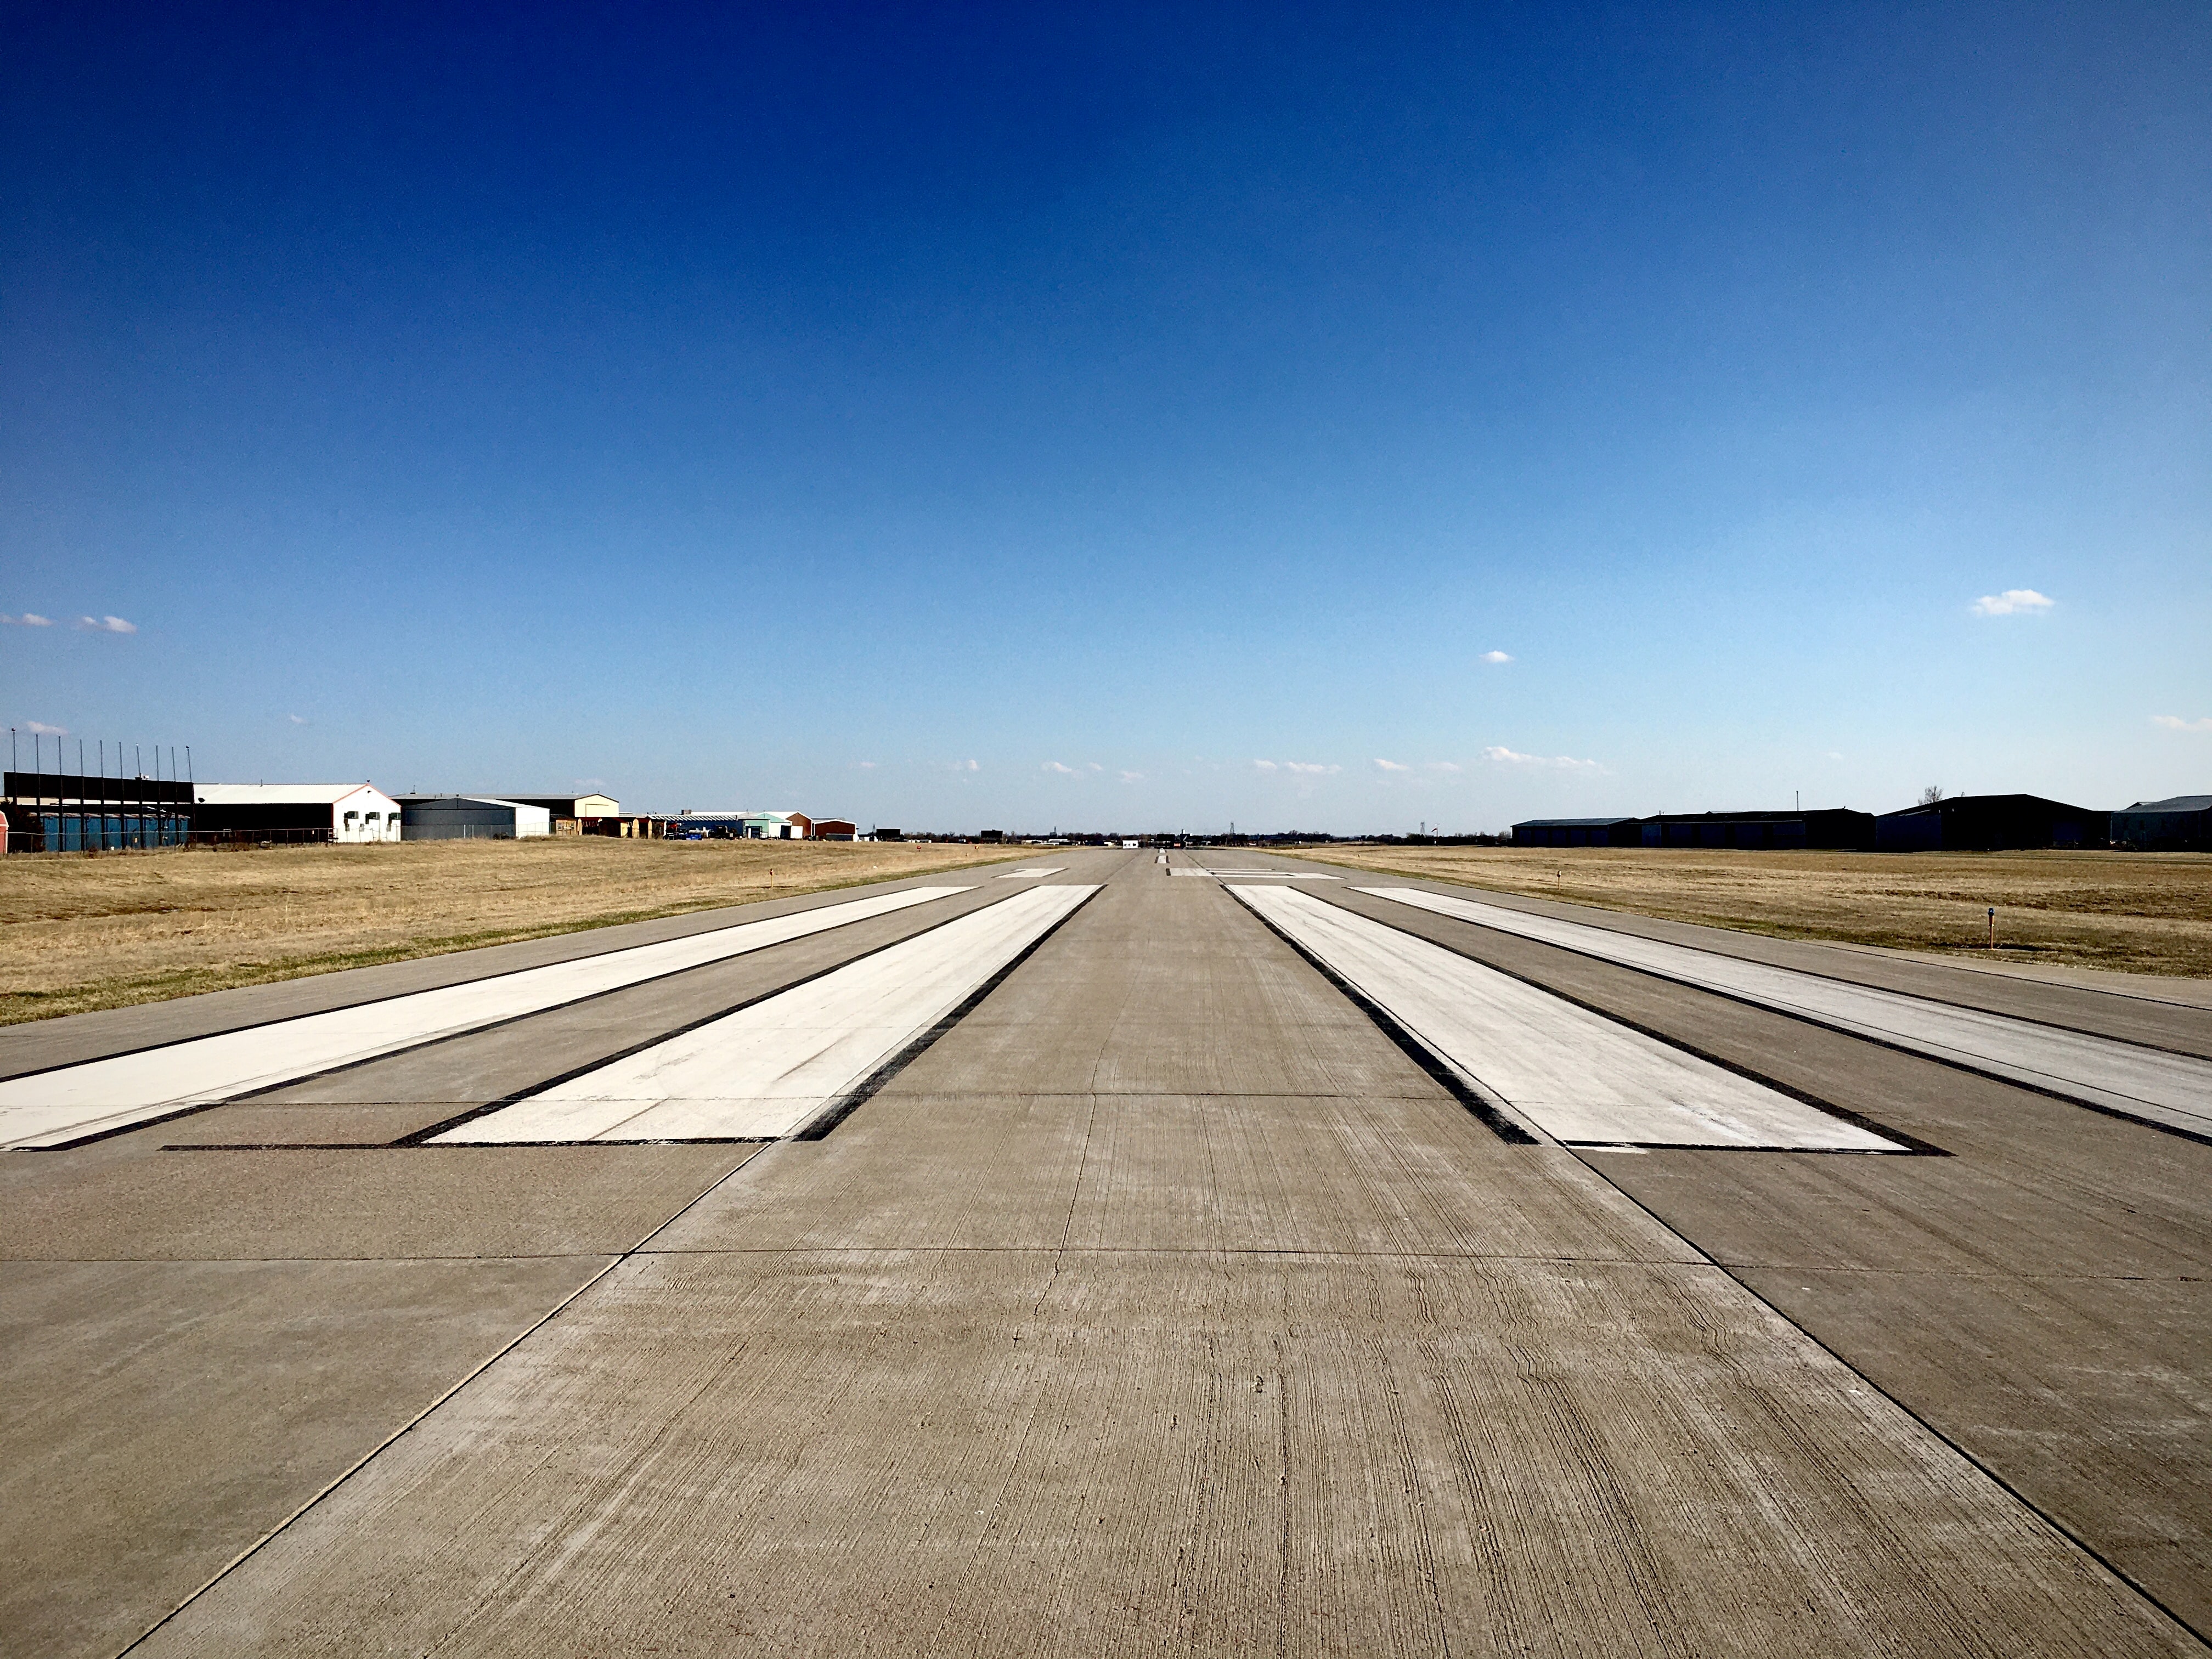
[191,783,403,843]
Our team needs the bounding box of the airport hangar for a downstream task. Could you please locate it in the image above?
[1514,793,2113,853]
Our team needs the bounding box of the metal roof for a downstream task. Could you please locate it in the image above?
[1876,792,2100,818]
[1512,816,1640,828]
[194,783,392,806]
[2118,795,2212,813]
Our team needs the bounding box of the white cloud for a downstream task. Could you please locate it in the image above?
[1480,650,1513,664]
[3,613,54,627]
[1373,758,1410,772]
[1424,761,1462,773]
[26,720,67,736]
[1043,760,1079,775]
[1285,761,1339,775]
[1086,761,1102,772]
[962,759,979,771]
[2153,715,2212,733]
[1971,589,2055,617]
[854,760,878,769]
[287,714,310,726]
[76,614,138,633]
[1252,760,1278,772]
[1119,770,1143,782]
[1483,745,1599,770]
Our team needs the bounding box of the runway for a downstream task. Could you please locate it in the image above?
[3,849,2206,1657]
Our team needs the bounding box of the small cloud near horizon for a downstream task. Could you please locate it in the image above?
[2153,715,2212,732]
[76,614,138,634]
[3,613,54,627]
[287,714,310,725]
[1043,760,1079,775]
[1971,589,2055,617]
[1373,758,1410,772]
[1425,761,1462,773]
[1119,770,1143,782]
[26,720,69,736]
[1483,744,1599,770]
[1480,650,1513,664]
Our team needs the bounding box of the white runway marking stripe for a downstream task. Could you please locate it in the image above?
[0,887,977,1150]
[1171,868,1340,879]
[432,883,1098,1143]
[1236,885,1900,1151]
[1362,887,2212,1140]
[996,867,1066,877]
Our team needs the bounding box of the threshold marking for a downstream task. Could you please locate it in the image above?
[426,884,1099,1144]
[996,867,1066,878]
[1361,887,2212,1142]
[1234,886,1904,1152]
[1171,868,1340,879]
[0,886,976,1150]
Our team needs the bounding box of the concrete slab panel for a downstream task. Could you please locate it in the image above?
[135,1250,2198,1657]
[1733,1267,2212,1635]
[159,1102,465,1145]
[654,1095,1696,1263]
[0,1255,604,1659]
[0,1144,759,1260]
[1592,1143,2212,1280]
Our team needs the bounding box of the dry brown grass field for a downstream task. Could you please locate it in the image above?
[0,837,1036,1024]
[1294,845,2212,980]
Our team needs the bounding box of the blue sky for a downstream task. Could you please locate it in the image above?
[4,2,2207,832]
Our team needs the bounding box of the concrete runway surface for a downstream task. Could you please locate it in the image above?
[2,849,2207,1657]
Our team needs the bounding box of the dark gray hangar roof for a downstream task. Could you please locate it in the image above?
[1515,816,1641,828]
[1875,792,2103,852]
[1642,808,1875,851]
[1511,816,1642,847]
[2111,795,2212,850]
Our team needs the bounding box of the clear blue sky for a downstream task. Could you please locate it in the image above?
[4,2,2207,832]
